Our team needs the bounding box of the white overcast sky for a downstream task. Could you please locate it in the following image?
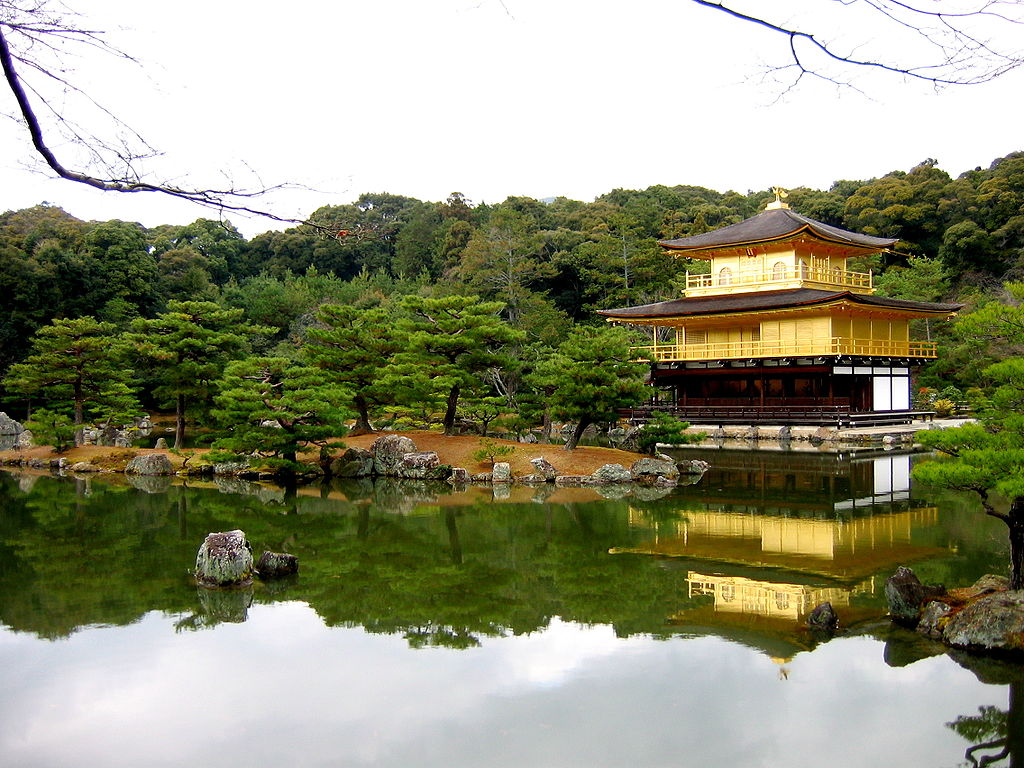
[1,0,1022,238]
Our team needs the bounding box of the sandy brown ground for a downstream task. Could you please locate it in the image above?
[341,430,644,476]
[0,430,644,477]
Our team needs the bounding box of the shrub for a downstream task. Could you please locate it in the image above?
[473,437,515,465]
[637,412,704,455]
[24,408,77,453]
[932,398,957,417]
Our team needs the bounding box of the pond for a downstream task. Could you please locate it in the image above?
[1,448,1022,767]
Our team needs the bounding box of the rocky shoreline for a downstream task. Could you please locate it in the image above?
[884,566,1024,655]
[1,430,708,490]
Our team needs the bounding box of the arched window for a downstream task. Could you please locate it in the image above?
[718,267,733,285]
[772,261,787,281]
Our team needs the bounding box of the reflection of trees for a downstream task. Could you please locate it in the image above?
[0,474,699,646]
[948,682,1023,768]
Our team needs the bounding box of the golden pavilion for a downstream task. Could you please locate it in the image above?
[598,191,962,426]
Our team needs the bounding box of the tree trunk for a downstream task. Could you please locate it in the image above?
[349,394,374,436]
[563,418,591,451]
[541,408,553,442]
[443,384,461,436]
[73,381,84,446]
[1008,498,1024,590]
[174,393,186,449]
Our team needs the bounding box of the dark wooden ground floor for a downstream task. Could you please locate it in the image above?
[624,361,931,427]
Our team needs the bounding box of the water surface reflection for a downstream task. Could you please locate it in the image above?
[0,449,1018,767]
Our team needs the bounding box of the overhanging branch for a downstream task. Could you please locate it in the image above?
[690,0,1024,86]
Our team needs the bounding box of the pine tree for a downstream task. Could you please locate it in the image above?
[4,316,139,445]
[383,295,524,435]
[305,304,399,434]
[130,300,268,448]
[542,325,648,450]
[211,357,351,472]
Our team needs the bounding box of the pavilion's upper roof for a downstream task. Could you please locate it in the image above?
[597,288,962,320]
[659,207,898,254]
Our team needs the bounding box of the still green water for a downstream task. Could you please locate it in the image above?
[1,449,1021,767]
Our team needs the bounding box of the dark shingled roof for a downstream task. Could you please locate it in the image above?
[660,207,898,252]
[597,288,963,320]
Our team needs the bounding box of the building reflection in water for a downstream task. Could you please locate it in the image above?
[616,449,944,656]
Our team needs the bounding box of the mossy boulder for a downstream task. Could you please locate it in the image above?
[195,529,254,587]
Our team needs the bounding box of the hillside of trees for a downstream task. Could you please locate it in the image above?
[2,151,1023,458]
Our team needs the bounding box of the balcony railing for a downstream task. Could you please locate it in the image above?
[685,266,872,295]
[635,337,937,362]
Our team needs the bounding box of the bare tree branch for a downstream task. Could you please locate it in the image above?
[691,0,1024,87]
[0,1,325,229]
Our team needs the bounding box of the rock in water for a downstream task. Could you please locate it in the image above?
[917,601,953,639]
[330,447,374,478]
[397,451,442,479]
[680,459,710,476]
[529,457,558,481]
[371,434,417,476]
[885,566,944,626]
[492,462,512,483]
[195,529,254,587]
[257,551,298,579]
[630,457,680,485]
[592,463,632,484]
[806,602,839,631]
[125,453,174,475]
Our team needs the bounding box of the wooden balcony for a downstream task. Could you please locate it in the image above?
[685,266,872,296]
[619,403,937,427]
[635,337,937,363]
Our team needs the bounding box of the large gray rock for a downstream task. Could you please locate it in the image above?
[397,450,442,479]
[962,574,1011,599]
[449,467,471,484]
[492,462,512,483]
[630,457,680,484]
[530,457,558,480]
[885,566,945,626]
[371,434,417,476]
[124,453,174,476]
[14,429,33,449]
[943,591,1024,652]
[0,412,24,435]
[592,463,632,484]
[330,447,375,477]
[195,529,254,587]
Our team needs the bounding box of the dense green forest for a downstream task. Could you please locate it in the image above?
[2,152,1023,457]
